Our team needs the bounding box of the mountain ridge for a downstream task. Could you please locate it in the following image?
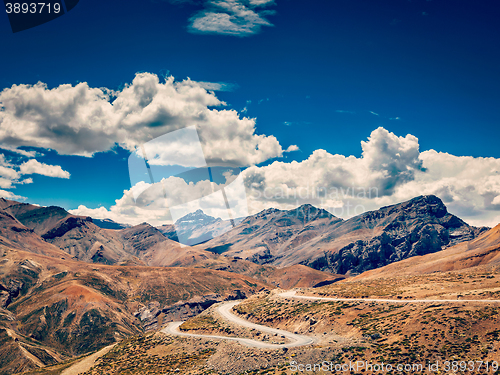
[0,195,490,277]
[197,195,488,274]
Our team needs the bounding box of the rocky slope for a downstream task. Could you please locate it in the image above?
[0,199,338,289]
[198,204,342,260]
[197,195,488,275]
[0,245,268,374]
[0,199,215,267]
[2,196,486,277]
[352,223,500,281]
[0,206,70,259]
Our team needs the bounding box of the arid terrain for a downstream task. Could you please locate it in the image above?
[19,266,500,375]
[1,196,500,374]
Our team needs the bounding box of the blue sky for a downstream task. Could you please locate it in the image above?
[1,0,500,226]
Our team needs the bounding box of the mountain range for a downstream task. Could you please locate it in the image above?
[197,195,487,274]
[0,194,496,374]
[0,195,488,276]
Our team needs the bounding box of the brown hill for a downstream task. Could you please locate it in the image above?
[352,223,500,281]
[263,264,345,289]
[0,200,337,291]
[43,216,134,264]
[5,202,76,236]
[0,245,268,375]
[188,256,344,289]
[198,204,342,263]
[0,209,70,259]
[118,223,217,267]
[0,198,19,210]
[0,199,216,268]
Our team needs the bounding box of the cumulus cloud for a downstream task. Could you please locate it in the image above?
[0,178,15,189]
[285,145,299,152]
[188,0,275,36]
[239,127,500,227]
[243,127,422,206]
[385,150,500,226]
[19,159,70,179]
[0,154,22,188]
[0,189,25,201]
[0,73,292,166]
[0,152,69,194]
[361,127,423,195]
[69,127,500,228]
[248,0,274,5]
[70,173,246,226]
[0,165,20,181]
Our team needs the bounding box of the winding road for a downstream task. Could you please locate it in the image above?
[162,300,314,348]
[163,290,500,349]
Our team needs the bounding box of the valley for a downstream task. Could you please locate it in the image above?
[0,195,499,374]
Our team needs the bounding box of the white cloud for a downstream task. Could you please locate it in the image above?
[285,145,299,152]
[248,0,274,6]
[19,159,70,179]
[0,152,69,191]
[69,127,500,228]
[0,165,20,181]
[240,127,500,227]
[243,127,421,203]
[0,178,14,189]
[196,81,238,92]
[385,150,500,224]
[0,146,39,157]
[70,175,235,226]
[0,189,26,201]
[0,73,292,167]
[188,0,275,36]
[0,154,20,188]
[19,178,33,185]
[241,100,251,114]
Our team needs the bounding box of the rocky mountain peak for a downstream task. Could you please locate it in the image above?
[400,195,448,218]
[288,204,339,222]
[174,209,219,226]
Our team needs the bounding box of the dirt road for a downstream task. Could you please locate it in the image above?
[162,300,314,348]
